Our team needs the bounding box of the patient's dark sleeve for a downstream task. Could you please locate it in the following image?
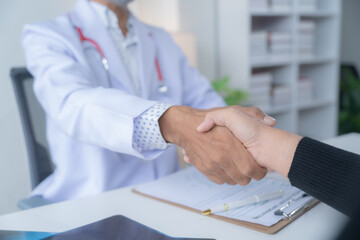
[288,137,360,217]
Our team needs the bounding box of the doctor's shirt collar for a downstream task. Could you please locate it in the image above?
[90,1,137,45]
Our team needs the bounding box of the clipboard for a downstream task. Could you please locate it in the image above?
[132,189,319,235]
[132,168,319,234]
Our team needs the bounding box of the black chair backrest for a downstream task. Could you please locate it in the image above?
[10,67,53,189]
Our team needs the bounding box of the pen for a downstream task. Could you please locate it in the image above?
[202,190,284,215]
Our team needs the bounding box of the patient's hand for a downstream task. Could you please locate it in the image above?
[159,106,274,185]
[195,106,302,178]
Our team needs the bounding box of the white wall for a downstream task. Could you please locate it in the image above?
[0,0,76,215]
[341,0,360,71]
[177,0,219,80]
[131,0,180,32]
[131,0,199,67]
[132,0,218,80]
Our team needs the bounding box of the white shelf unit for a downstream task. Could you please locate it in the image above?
[140,0,341,140]
[215,0,341,139]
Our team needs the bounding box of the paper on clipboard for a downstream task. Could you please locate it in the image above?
[134,167,315,227]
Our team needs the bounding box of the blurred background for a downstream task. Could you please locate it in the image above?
[0,0,359,215]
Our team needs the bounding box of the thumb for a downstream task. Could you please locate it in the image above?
[197,118,216,133]
[197,111,229,133]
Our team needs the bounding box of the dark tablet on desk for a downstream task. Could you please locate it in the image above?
[0,230,53,240]
[42,215,214,240]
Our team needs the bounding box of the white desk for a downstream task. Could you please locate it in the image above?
[1,133,359,240]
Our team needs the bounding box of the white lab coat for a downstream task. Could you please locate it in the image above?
[22,0,225,202]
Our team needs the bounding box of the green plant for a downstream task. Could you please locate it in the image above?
[339,66,360,134]
[212,76,249,106]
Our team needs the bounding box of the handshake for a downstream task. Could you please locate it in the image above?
[159,106,302,185]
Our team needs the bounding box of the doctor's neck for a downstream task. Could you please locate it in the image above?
[91,0,130,36]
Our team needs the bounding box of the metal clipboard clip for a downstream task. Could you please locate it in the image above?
[274,193,318,219]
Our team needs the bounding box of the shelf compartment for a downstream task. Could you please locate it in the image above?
[248,65,294,110]
[251,16,293,67]
[298,62,338,105]
[298,16,338,59]
[298,105,338,140]
[252,15,293,32]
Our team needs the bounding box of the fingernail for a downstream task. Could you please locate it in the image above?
[264,115,276,125]
[196,123,204,132]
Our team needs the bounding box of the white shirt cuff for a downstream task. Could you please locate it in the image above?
[133,103,173,152]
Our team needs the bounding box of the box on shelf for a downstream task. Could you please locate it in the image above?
[251,71,273,88]
[251,32,268,51]
[298,34,315,46]
[271,85,292,106]
[269,42,292,52]
[298,20,316,58]
[268,31,292,61]
[298,46,314,58]
[244,95,271,109]
[269,43,291,60]
[250,31,268,62]
[251,86,272,97]
[298,77,314,105]
[298,0,318,12]
[251,31,292,63]
[245,71,273,108]
[268,32,292,43]
[299,20,316,33]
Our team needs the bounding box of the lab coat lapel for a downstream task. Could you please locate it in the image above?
[133,17,156,99]
[71,0,135,94]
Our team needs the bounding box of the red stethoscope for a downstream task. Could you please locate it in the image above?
[73,21,168,94]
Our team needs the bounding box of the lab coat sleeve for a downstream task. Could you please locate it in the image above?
[22,23,163,160]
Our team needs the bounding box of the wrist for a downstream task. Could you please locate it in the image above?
[159,106,205,146]
[261,127,302,178]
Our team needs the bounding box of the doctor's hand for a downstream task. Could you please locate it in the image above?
[195,106,302,178]
[159,106,275,185]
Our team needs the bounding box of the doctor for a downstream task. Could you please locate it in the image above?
[22,0,267,203]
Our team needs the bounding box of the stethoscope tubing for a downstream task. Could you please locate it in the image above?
[69,12,167,94]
